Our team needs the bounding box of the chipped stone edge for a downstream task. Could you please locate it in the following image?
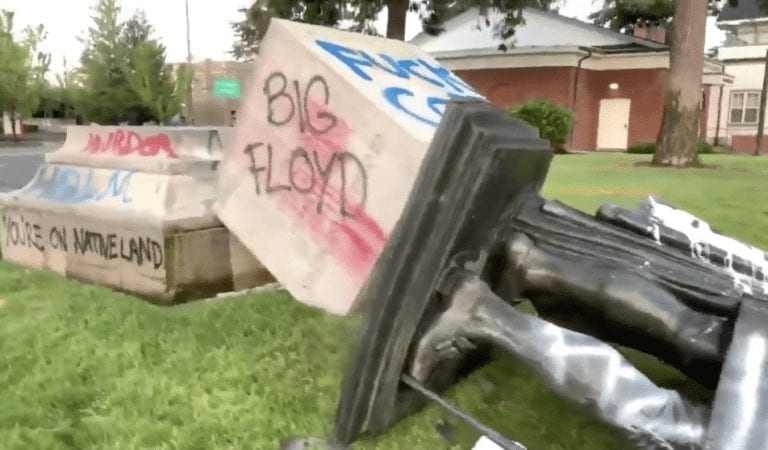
[212,282,285,300]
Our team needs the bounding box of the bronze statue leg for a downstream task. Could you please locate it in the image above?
[502,232,728,373]
[409,271,709,448]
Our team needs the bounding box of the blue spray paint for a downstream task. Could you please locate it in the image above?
[314,39,485,127]
[28,167,135,204]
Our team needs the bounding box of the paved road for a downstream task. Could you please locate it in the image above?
[0,145,51,193]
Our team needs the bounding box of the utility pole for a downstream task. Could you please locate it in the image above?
[756,48,768,156]
[185,0,196,125]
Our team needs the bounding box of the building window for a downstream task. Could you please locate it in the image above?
[729,91,761,124]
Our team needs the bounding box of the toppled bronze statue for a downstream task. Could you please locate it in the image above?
[332,100,768,450]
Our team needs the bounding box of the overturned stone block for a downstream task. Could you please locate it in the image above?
[216,18,485,315]
[0,126,273,302]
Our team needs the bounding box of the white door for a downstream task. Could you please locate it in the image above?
[596,98,631,150]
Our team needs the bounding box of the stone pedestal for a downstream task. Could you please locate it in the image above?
[0,125,273,302]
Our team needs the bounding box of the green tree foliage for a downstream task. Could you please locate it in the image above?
[0,10,50,139]
[418,0,559,38]
[0,10,28,138]
[77,1,189,124]
[32,57,80,120]
[590,0,674,32]
[31,58,81,120]
[76,0,136,124]
[122,41,192,124]
[589,0,737,38]
[230,2,274,61]
[54,58,80,120]
[19,24,51,118]
[120,9,153,47]
[230,0,377,61]
[229,0,558,60]
[508,98,575,152]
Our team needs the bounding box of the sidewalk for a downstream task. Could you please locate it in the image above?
[0,131,65,153]
[0,130,66,147]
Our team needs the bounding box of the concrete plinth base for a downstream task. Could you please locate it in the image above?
[0,206,273,303]
[0,125,274,302]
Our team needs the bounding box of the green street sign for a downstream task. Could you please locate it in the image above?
[213,78,241,98]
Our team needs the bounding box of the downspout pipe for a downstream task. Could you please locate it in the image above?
[568,47,593,150]
[715,65,725,146]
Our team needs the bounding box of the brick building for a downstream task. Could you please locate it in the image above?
[170,59,254,127]
[706,0,768,153]
[411,8,733,151]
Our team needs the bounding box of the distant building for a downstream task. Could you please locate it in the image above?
[708,0,768,153]
[411,7,732,151]
[170,59,254,127]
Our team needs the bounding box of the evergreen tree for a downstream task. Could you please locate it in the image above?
[77,1,187,124]
[119,9,178,124]
[122,40,192,124]
[76,0,136,124]
[121,9,153,47]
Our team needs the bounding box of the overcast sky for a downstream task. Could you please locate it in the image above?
[4,0,252,76]
[4,0,725,77]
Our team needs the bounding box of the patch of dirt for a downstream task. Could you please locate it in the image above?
[593,163,637,171]
[192,282,284,305]
[632,161,722,170]
[558,186,655,197]
[0,298,5,309]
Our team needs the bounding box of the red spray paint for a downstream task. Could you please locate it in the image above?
[82,130,178,158]
[276,99,387,279]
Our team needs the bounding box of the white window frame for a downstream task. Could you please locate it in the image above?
[729,90,761,125]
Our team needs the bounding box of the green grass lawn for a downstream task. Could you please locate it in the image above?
[1,153,767,450]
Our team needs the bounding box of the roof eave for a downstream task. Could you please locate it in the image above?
[427,43,670,59]
[589,45,669,54]
[529,8,668,50]
[427,46,586,59]
[720,56,768,63]
[718,17,768,27]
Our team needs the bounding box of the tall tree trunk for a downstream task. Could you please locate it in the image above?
[755,49,768,156]
[386,0,408,40]
[10,108,18,141]
[653,0,707,167]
